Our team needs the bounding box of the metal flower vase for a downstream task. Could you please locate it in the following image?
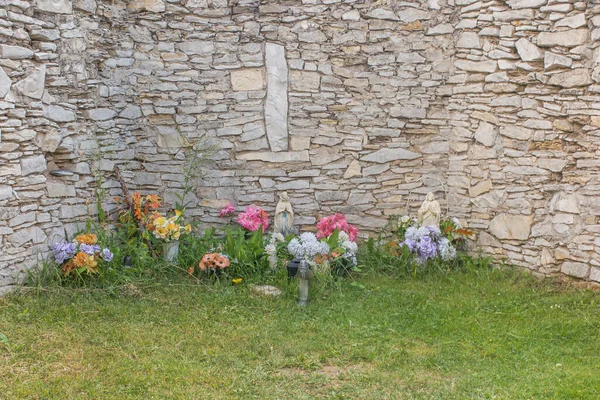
[163,241,179,263]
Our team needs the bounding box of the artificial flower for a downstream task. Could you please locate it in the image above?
[199,253,230,271]
[75,233,98,245]
[316,214,358,242]
[53,242,77,264]
[100,248,114,262]
[219,203,235,217]
[237,205,269,232]
[80,244,101,256]
[288,232,330,260]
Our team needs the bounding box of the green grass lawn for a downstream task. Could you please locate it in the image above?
[1,268,599,399]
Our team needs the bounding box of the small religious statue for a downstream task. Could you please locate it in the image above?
[418,192,441,227]
[274,192,294,236]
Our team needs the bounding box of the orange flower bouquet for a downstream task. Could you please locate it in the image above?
[189,253,231,277]
[53,233,114,276]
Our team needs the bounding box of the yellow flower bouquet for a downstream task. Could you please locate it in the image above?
[150,210,191,243]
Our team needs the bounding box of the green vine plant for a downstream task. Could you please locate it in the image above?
[174,137,218,213]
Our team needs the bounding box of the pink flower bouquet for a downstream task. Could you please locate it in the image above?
[219,203,235,217]
[237,205,269,232]
[316,213,358,242]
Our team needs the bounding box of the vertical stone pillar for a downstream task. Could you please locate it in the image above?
[264,43,288,152]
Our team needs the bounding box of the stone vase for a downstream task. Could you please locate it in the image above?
[163,241,179,263]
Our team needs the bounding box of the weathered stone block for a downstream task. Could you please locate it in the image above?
[36,0,72,13]
[343,160,361,179]
[178,41,215,55]
[44,105,76,122]
[490,214,533,240]
[47,180,76,197]
[315,191,348,202]
[455,60,497,73]
[290,71,320,92]
[390,106,426,119]
[537,29,589,47]
[9,226,46,246]
[474,122,497,147]
[507,0,546,9]
[364,8,399,20]
[544,52,572,71]
[0,67,11,98]
[493,9,534,21]
[21,155,47,176]
[515,38,543,62]
[231,68,264,91]
[560,262,589,279]
[499,126,532,140]
[360,148,421,163]
[85,108,117,121]
[155,126,191,148]
[469,180,492,197]
[236,151,308,163]
[0,44,34,59]
[0,185,12,201]
[74,0,97,13]
[547,69,592,88]
[127,0,165,12]
[456,32,480,49]
[119,105,142,119]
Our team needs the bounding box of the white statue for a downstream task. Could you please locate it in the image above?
[418,192,441,227]
[274,192,294,236]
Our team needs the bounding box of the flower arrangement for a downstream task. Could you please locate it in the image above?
[264,232,286,270]
[53,233,113,276]
[439,217,474,250]
[198,253,230,272]
[316,213,358,242]
[332,230,358,266]
[237,205,269,232]
[149,210,191,242]
[132,193,161,222]
[400,225,456,265]
[314,230,359,274]
[287,232,330,261]
[219,203,235,217]
[397,215,417,239]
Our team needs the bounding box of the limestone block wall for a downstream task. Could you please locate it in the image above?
[1,0,600,292]
[447,0,600,280]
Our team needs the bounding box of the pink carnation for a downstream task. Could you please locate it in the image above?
[219,203,235,217]
[316,213,358,242]
[237,205,269,232]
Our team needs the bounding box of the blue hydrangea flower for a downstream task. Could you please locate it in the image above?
[438,238,456,261]
[80,244,101,256]
[404,226,418,241]
[417,236,437,261]
[401,239,417,252]
[101,248,114,262]
[426,225,441,238]
[287,232,329,260]
[53,242,77,264]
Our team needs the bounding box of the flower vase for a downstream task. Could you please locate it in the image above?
[287,258,302,278]
[163,241,179,263]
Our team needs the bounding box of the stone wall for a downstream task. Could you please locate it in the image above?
[0,0,599,292]
[448,0,600,280]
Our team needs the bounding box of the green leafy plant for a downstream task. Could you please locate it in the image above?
[221,227,269,280]
[174,139,217,213]
[0,332,10,351]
